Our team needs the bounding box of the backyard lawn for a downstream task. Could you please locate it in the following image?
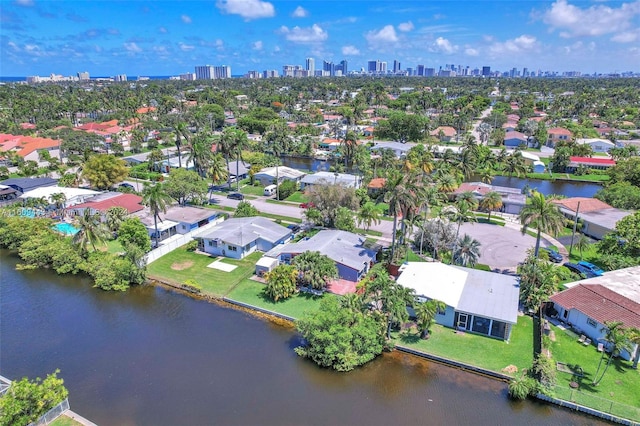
[239,183,266,196]
[50,415,83,426]
[226,278,333,319]
[394,315,534,376]
[548,324,640,421]
[285,191,308,204]
[147,247,261,297]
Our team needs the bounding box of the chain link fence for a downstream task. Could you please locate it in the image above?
[553,386,640,423]
[28,398,70,426]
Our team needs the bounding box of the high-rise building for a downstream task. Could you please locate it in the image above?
[339,60,348,76]
[213,65,231,79]
[380,61,387,73]
[282,65,301,77]
[393,60,401,73]
[179,73,196,81]
[114,74,127,82]
[367,60,378,73]
[195,65,214,79]
[305,58,315,74]
[416,65,425,76]
[425,68,435,77]
[523,68,529,77]
[323,60,335,76]
[263,70,279,78]
[77,71,89,81]
[482,66,491,77]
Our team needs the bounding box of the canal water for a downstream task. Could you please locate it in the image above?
[281,157,602,198]
[0,253,605,426]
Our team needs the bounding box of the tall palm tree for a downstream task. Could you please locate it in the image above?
[233,130,249,192]
[628,327,640,369]
[207,153,228,199]
[356,202,381,232]
[415,299,446,339]
[187,134,213,177]
[383,172,423,262]
[105,206,128,234]
[453,234,481,267]
[50,192,67,215]
[436,173,459,194]
[73,208,110,253]
[592,322,633,386]
[479,191,503,222]
[504,153,528,177]
[173,121,190,169]
[519,191,565,257]
[218,127,236,189]
[142,183,174,248]
[574,233,590,260]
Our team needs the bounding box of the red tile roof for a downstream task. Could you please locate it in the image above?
[569,156,616,166]
[136,106,156,114]
[551,197,612,213]
[548,127,572,136]
[452,182,491,196]
[550,284,640,329]
[72,193,144,214]
[430,126,457,137]
[0,134,60,157]
[367,178,387,189]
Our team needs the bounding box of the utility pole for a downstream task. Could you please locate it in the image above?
[568,201,581,258]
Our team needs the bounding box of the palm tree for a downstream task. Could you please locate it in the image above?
[436,173,459,194]
[207,153,228,199]
[479,191,503,222]
[504,153,528,177]
[628,327,640,369]
[415,299,446,339]
[356,202,381,231]
[173,121,190,169]
[105,206,128,234]
[519,191,565,257]
[574,233,590,260]
[218,127,236,189]
[142,183,174,248]
[73,208,110,253]
[50,192,67,215]
[453,234,481,267]
[383,172,423,262]
[233,130,249,192]
[592,322,633,386]
[187,134,213,177]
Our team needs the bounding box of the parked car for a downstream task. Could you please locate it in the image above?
[541,247,563,263]
[227,192,244,200]
[119,182,135,189]
[299,202,315,209]
[577,261,605,277]
[287,224,301,233]
[562,262,596,278]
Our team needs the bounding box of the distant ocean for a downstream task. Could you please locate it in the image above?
[0,75,244,82]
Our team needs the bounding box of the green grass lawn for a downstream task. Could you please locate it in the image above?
[525,172,609,183]
[147,247,261,297]
[393,315,534,376]
[548,324,640,421]
[226,278,333,319]
[240,184,266,196]
[100,239,124,254]
[285,192,308,203]
[50,415,83,426]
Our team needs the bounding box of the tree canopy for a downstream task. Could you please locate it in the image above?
[81,154,128,190]
[292,251,338,290]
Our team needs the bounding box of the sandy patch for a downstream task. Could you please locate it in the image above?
[171,260,194,270]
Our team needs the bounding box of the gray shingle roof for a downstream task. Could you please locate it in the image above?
[199,217,291,246]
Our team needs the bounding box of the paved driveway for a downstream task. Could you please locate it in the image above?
[458,222,552,272]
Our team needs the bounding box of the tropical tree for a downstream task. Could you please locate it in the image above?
[504,153,528,177]
[173,121,190,168]
[592,322,633,386]
[356,202,381,231]
[574,233,590,260]
[81,154,129,190]
[147,148,165,171]
[435,173,459,194]
[105,206,129,233]
[292,251,338,290]
[479,191,503,222]
[519,191,565,257]
[628,327,640,369]
[452,234,481,267]
[50,192,67,214]
[415,299,446,339]
[207,153,228,198]
[73,208,110,253]
[234,201,259,218]
[383,172,424,262]
[264,264,298,302]
[186,134,213,177]
[142,183,173,248]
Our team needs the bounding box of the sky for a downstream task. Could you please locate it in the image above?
[1,0,639,77]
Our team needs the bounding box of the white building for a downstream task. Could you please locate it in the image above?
[575,138,615,153]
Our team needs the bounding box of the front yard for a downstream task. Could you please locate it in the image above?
[394,315,534,376]
[147,247,261,297]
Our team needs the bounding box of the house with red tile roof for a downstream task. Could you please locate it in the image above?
[0,134,60,161]
[550,269,640,360]
[567,156,616,172]
[430,126,457,142]
[69,193,144,219]
[551,196,633,239]
[546,127,572,147]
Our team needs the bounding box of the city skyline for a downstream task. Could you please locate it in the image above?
[2,0,640,77]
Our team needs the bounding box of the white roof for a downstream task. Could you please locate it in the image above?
[256,256,278,268]
[255,166,305,180]
[575,138,615,147]
[397,262,520,324]
[563,266,640,304]
[19,186,99,202]
[520,151,540,162]
[301,171,359,187]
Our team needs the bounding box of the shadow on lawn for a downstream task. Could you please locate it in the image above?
[255,287,324,306]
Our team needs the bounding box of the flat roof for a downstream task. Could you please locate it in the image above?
[564,266,640,304]
[163,206,217,224]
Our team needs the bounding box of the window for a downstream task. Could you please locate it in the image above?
[587,318,597,328]
[437,305,446,315]
[208,241,213,247]
[228,245,237,252]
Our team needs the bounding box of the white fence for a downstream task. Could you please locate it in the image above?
[146,216,226,264]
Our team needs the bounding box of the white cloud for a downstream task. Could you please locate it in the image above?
[398,21,414,32]
[15,0,34,6]
[542,0,640,38]
[179,42,195,51]
[278,24,328,43]
[123,42,142,53]
[253,40,263,50]
[611,29,640,43]
[428,37,458,54]
[465,47,479,56]
[216,0,275,20]
[489,35,539,55]
[291,6,308,18]
[365,25,399,45]
[181,14,192,24]
[158,26,168,34]
[342,45,360,55]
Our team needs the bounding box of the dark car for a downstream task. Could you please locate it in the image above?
[541,247,563,263]
[577,261,605,277]
[227,192,244,200]
[119,182,135,189]
[287,224,301,233]
[562,262,596,278]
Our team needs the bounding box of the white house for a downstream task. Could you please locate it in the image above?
[199,217,291,259]
[300,171,361,189]
[550,268,640,361]
[575,138,615,153]
[19,186,100,208]
[396,262,520,341]
[253,166,306,186]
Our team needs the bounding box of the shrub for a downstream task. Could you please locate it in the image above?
[508,374,539,400]
[182,279,202,293]
[185,240,199,252]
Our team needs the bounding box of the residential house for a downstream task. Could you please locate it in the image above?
[227,161,251,183]
[566,156,616,173]
[19,186,100,208]
[396,262,520,341]
[69,193,144,219]
[263,229,377,282]
[370,141,415,159]
[253,166,306,186]
[550,266,640,360]
[451,182,526,214]
[300,171,361,190]
[575,138,615,153]
[551,197,633,240]
[503,131,528,148]
[0,184,18,202]
[430,126,457,143]
[1,177,58,195]
[163,206,220,234]
[367,178,387,197]
[199,217,291,259]
[546,127,572,147]
[0,134,61,162]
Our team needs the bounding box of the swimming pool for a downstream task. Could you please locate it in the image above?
[53,222,80,236]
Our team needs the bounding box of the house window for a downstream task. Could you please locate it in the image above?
[437,305,446,315]
[228,245,237,252]
[587,318,597,328]
[208,241,213,247]
[472,316,491,335]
